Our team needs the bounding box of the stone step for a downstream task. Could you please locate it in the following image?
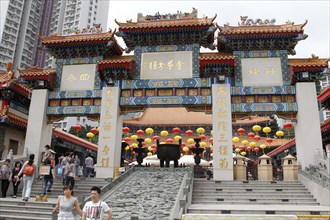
[193,180,302,185]
[187,204,330,215]
[193,191,312,195]
[192,199,319,206]
[0,203,54,212]
[0,208,51,219]
[0,214,51,220]
[193,183,307,188]
[0,200,56,207]
[192,194,315,199]
[193,189,309,193]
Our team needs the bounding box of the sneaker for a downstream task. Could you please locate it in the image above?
[23,197,28,201]
[47,190,51,192]
[12,195,16,198]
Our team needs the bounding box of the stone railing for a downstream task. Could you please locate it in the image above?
[170,171,193,220]
[298,165,330,189]
[0,149,28,167]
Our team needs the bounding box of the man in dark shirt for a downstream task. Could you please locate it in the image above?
[43,159,55,195]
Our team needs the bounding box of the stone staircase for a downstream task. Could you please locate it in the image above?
[0,177,109,220]
[188,179,330,215]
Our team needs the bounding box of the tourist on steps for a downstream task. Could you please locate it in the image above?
[82,186,112,220]
[9,161,22,198]
[53,185,83,220]
[18,154,37,201]
[0,159,11,198]
[42,159,55,195]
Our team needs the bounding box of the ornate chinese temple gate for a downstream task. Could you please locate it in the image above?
[22,10,328,180]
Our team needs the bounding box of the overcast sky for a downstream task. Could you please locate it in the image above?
[1,0,329,58]
[107,0,330,58]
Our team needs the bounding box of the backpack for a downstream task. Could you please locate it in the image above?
[23,163,34,176]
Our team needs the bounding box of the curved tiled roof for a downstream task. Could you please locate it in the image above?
[116,16,216,30]
[7,112,28,128]
[10,81,32,97]
[318,86,330,103]
[217,20,307,35]
[199,52,235,60]
[288,57,330,68]
[52,128,98,152]
[123,107,271,126]
[40,31,115,45]
[18,67,56,80]
[321,118,330,133]
[98,56,134,65]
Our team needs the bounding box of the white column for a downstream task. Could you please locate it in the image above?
[295,83,324,170]
[96,87,121,178]
[212,84,233,180]
[24,89,52,164]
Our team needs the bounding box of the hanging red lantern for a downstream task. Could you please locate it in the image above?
[246,146,252,152]
[142,142,146,146]
[237,128,246,136]
[123,137,131,142]
[254,147,260,153]
[185,130,193,136]
[172,127,181,134]
[91,128,98,134]
[199,134,206,140]
[189,144,196,149]
[239,145,245,151]
[181,142,186,147]
[73,124,82,132]
[166,138,174,144]
[122,127,130,133]
[283,122,293,129]
[152,135,160,141]
[136,129,144,136]
[151,144,157,149]
[208,138,213,143]
[266,138,273,144]
[253,135,261,141]
[210,149,213,153]
[247,132,255,139]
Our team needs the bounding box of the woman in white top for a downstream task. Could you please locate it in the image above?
[18,154,36,201]
[53,185,82,220]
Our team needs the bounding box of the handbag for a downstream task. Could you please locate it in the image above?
[57,166,63,175]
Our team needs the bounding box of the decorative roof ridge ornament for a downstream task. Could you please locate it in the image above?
[137,8,198,22]
[311,54,319,59]
[73,23,103,35]
[238,16,276,26]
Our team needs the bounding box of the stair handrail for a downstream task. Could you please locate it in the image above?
[298,165,330,189]
[0,148,29,167]
[169,171,194,220]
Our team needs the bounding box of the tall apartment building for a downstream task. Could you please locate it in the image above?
[0,0,109,71]
[0,0,45,73]
[45,0,110,67]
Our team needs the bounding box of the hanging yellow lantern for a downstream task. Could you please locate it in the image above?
[210,144,214,149]
[131,135,138,141]
[145,128,154,135]
[252,125,261,133]
[145,138,152,144]
[147,152,152,157]
[125,146,129,151]
[160,141,166,144]
[240,151,247,156]
[187,138,194,144]
[196,127,205,134]
[86,132,94,138]
[200,142,206,147]
[132,143,138,148]
[276,130,284,138]
[160,130,169,137]
[210,130,214,136]
[210,153,213,157]
[260,144,267,149]
[242,140,249,146]
[183,147,189,152]
[174,135,182,142]
[232,137,240,143]
[263,127,271,134]
[148,146,152,151]
[235,148,241,153]
[249,142,256,147]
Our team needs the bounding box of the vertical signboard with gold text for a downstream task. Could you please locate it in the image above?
[212,84,233,180]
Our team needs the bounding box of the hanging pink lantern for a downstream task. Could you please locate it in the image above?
[239,145,245,151]
[166,138,174,144]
